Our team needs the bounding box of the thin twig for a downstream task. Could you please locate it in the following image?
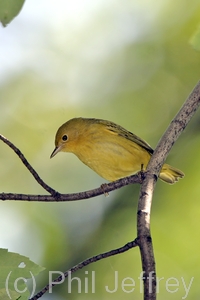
[0,134,59,196]
[29,239,138,300]
[137,81,200,300]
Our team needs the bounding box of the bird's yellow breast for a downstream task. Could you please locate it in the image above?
[72,125,151,181]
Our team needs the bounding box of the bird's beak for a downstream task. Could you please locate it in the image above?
[50,145,62,158]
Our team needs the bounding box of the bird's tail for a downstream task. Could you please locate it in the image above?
[159,164,184,184]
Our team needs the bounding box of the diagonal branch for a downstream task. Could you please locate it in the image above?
[29,239,138,300]
[137,81,200,300]
[147,80,200,178]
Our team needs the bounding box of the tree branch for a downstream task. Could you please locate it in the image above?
[0,173,142,201]
[0,134,142,201]
[1,82,200,300]
[137,81,200,300]
[29,239,138,300]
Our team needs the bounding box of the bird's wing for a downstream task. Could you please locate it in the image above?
[96,119,154,155]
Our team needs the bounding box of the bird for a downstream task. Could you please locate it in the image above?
[50,117,184,184]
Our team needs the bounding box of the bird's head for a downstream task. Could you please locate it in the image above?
[50,118,83,158]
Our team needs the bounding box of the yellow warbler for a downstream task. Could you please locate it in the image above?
[50,118,184,184]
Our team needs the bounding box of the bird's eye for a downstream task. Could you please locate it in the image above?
[62,134,68,141]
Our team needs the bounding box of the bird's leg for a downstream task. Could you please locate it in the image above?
[139,163,146,181]
[101,183,109,197]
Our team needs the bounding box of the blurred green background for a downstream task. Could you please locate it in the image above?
[0,0,200,299]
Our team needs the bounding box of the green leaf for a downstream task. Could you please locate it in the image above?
[0,288,20,300]
[0,248,45,300]
[190,26,200,51]
[0,0,26,27]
